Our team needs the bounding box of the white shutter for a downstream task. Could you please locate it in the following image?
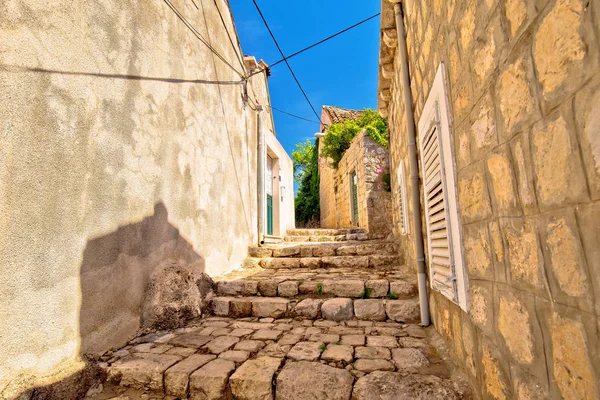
[397,160,409,234]
[420,124,456,301]
[418,63,468,311]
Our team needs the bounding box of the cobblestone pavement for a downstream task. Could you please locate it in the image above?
[87,316,472,399]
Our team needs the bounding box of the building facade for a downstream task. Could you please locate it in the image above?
[317,106,393,237]
[0,0,293,397]
[379,0,600,398]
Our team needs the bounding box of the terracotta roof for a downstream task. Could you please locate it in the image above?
[321,105,365,125]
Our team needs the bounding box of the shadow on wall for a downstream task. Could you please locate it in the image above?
[79,202,209,356]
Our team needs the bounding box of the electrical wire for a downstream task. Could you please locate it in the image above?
[269,106,320,124]
[268,13,380,70]
[251,0,323,123]
[163,0,244,78]
[212,0,247,74]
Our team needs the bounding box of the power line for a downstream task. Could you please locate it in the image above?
[270,13,379,69]
[269,106,320,124]
[212,0,247,74]
[251,0,322,123]
[163,0,244,78]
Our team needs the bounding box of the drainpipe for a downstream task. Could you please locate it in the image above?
[257,104,266,245]
[394,1,430,326]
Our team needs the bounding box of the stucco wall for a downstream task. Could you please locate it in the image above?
[0,0,282,396]
[318,131,392,236]
[266,129,295,237]
[381,0,600,398]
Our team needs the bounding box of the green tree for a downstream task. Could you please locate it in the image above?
[321,109,388,168]
[293,139,320,225]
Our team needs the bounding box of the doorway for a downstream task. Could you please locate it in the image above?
[266,155,274,235]
[350,170,359,225]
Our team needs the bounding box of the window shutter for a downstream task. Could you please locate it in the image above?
[420,124,457,301]
[417,63,468,311]
[397,160,409,234]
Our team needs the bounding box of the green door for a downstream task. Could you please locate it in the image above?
[351,171,359,224]
[267,194,273,235]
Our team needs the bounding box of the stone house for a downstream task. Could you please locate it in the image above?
[317,106,393,237]
[0,1,293,397]
[378,0,600,398]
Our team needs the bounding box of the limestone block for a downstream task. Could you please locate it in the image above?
[367,336,398,348]
[336,245,357,256]
[353,359,395,372]
[229,328,253,337]
[391,348,429,370]
[352,372,459,400]
[234,340,265,353]
[300,257,321,269]
[340,335,365,346]
[230,298,252,318]
[366,280,389,298]
[169,333,213,349]
[541,211,592,312]
[404,325,427,339]
[287,341,324,361]
[142,262,214,331]
[574,85,600,200]
[248,246,272,258]
[217,280,258,296]
[312,247,335,257]
[252,329,282,341]
[165,354,216,397]
[505,0,527,37]
[272,247,300,257]
[218,350,249,363]
[354,300,387,321]
[369,255,400,267]
[108,353,182,392]
[252,298,288,318]
[278,281,299,297]
[229,357,282,400]
[309,333,340,344]
[321,345,353,363]
[531,115,588,210]
[499,218,547,296]
[486,146,521,216]
[534,0,589,103]
[385,299,420,323]
[389,281,417,299]
[257,280,277,297]
[497,56,537,139]
[458,163,492,224]
[355,346,391,360]
[276,361,354,400]
[260,258,300,269]
[278,334,303,346]
[320,256,369,268]
[204,336,239,354]
[189,359,236,400]
[468,281,495,337]
[463,222,494,280]
[509,135,539,214]
[322,280,364,297]
[321,298,354,321]
[300,247,313,257]
[576,202,600,316]
[293,298,324,319]
[481,340,512,400]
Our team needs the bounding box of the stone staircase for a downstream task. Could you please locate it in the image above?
[87,229,471,400]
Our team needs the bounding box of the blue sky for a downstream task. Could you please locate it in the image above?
[230,0,381,158]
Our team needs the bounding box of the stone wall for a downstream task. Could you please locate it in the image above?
[318,131,393,236]
[0,0,284,396]
[380,0,600,398]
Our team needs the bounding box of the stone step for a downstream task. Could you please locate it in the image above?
[249,240,398,259]
[286,228,367,236]
[214,272,417,299]
[96,317,465,400]
[211,296,420,323]
[249,255,402,270]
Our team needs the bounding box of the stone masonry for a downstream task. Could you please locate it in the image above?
[379,0,600,399]
[318,130,393,237]
[86,229,472,399]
